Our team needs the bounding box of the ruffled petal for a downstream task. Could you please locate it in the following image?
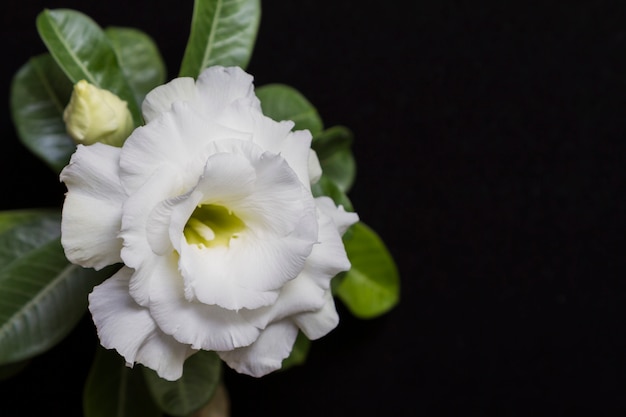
[216,99,314,189]
[144,194,182,256]
[298,198,358,289]
[60,143,125,270]
[211,140,316,241]
[237,200,354,332]
[119,168,182,306]
[148,252,261,351]
[292,290,339,340]
[128,249,181,308]
[216,98,293,153]
[121,102,249,195]
[217,320,299,377]
[142,76,197,123]
[89,267,194,381]
[316,196,359,235]
[178,240,281,310]
[240,272,326,329]
[89,267,154,361]
[276,130,314,189]
[308,149,322,184]
[134,330,196,381]
[196,66,260,117]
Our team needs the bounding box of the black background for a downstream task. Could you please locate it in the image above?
[1,1,625,416]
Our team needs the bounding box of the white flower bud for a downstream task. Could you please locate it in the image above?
[63,80,134,147]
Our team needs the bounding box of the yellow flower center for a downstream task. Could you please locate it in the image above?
[183,204,245,248]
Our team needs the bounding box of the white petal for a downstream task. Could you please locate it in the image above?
[308,149,322,184]
[120,106,205,194]
[147,252,261,351]
[134,330,196,381]
[277,130,314,189]
[89,267,194,381]
[293,290,339,340]
[237,201,352,329]
[119,168,182,306]
[196,66,260,117]
[218,100,315,189]
[179,241,281,310]
[217,320,298,377]
[240,272,326,329]
[128,249,180,308]
[166,190,204,256]
[189,142,258,203]
[121,102,248,195]
[142,76,197,123]
[145,192,192,256]
[210,96,259,138]
[315,196,360,235]
[251,117,295,151]
[221,143,317,239]
[89,267,153,361]
[217,99,294,153]
[298,198,357,289]
[60,143,125,270]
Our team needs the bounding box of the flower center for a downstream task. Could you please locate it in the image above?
[183,204,245,248]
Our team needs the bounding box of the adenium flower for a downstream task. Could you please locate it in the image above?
[63,79,134,146]
[60,66,358,380]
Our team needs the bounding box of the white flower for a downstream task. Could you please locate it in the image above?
[60,66,358,380]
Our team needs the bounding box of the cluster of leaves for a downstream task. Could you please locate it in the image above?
[0,0,399,415]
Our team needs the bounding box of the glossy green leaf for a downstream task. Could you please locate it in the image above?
[179,0,261,78]
[256,83,324,136]
[84,346,162,417]
[0,210,111,364]
[36,8,142,125]
[321,150,357,194]
[143,351,222,417]
[105,27,167,106]
[312,126,352,160]
[335,222,400,319]
[281,331,311,371]
[312,175,353,212]
[313,126,356,192]
[10,53,74,173]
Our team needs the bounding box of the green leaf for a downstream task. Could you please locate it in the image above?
[256,83,324,136]
[320,150,357,194]
[179,0,261,78]
[313,126,356,193]
[36,8,142,125]
[335,222,400,319]
[84,346,162,417]
[280,331,311,371]
[0,210,112,364]
[311,175,353,212]
[312,126,352,161]
[105,27,167,106]
[143,351,222,417]
[10,53,74,173]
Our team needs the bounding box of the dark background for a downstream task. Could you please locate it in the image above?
[1,1,625,416]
